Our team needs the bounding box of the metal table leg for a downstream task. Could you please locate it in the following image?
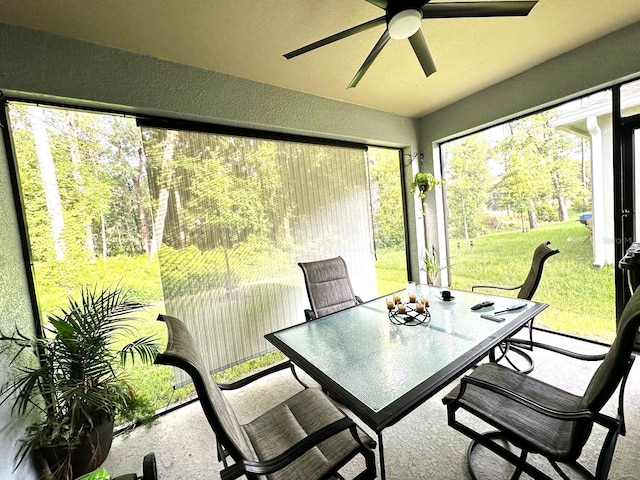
[378,432,386,480]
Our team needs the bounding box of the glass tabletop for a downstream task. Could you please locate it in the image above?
[266,284,547,430]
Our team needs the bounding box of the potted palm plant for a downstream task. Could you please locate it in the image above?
[0,285,159,480]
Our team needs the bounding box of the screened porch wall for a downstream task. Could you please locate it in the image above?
[142,128,377,386]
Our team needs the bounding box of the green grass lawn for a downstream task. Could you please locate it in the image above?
[449,220,616,343]
[375,247,409,294]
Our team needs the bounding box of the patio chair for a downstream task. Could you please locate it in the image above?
[442,285,640,480]
[472,241,559,373]
[154,314,377,480]
[298,256,363,321]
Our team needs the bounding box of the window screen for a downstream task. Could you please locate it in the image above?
[139,127,377,385]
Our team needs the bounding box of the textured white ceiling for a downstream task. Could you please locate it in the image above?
[1,0,640,118]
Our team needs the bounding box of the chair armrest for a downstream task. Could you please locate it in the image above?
[217,360,295,390]
[220,417,369,479]
[506,339,607,362]
[457,376,617,429]
[472,284,521,293]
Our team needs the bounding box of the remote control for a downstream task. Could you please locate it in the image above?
[470,301,494,311]
[480,313,506,322]
[494,303,527,315]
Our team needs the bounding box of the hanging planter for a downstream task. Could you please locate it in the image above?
[410,172,441,199]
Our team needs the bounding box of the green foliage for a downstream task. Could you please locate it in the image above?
[410,172,439,199]
[10,104,152,261]
[445,136,492,239]
[33,255,163,318]
[158,245,234,298]
[534,201,558,222]
[422,246,449,285]
[0,285,160,469]
[493,110,587,224]
[369,148,405,249]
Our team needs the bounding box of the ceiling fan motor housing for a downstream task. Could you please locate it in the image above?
[386,1,426,39]
[385,0,427,19]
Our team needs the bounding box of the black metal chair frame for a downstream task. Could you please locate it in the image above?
[472,241,559,373]
[448,344,633,479]
[443,285,640,480]
[155,314,377,480]
[298,256,363,322]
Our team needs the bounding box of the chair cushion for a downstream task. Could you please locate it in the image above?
[443,363,586,460]
[243,387,373,480]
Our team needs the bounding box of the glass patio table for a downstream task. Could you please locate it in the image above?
[265,284,547,479]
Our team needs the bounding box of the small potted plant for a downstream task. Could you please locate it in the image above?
[410,172,440,199]
[0,285,159,480]
[422,246,450,285]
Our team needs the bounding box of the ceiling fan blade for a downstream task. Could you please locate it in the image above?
[408,30,437,77]
[348,30,391,88]
[421,1,537,18]
[364,0,389,8]
[284,16,386,59]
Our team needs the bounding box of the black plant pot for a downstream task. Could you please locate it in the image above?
[40,418,114,480]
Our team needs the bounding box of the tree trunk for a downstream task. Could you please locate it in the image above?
[134,147,151,254]
[461,197,470,247]
[551,170,569,221]
[100,212,107,261]
[149,130,178,259]
[527,210,537,230]
[173,188,189,248]
[67,112,96,258]
[557,195,568,221]
[29,106,66,260]
[581,138,588,210]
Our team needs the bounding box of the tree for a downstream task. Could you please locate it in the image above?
[146,129,180,259]
[368,149,404,249]
[494,111,581,229]
[445,136,492,242]
[28,105,66,260]
[107,117,153,256]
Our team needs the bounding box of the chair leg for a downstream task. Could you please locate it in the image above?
[289,362,308,388]
[492,318,536,374]
[503,345,535,374]
[467,431,525,480]
[353,445,377,480]
[217,441,230,467]
[595,426,620,480]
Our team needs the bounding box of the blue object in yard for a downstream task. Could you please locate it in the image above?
[579,212,593,225]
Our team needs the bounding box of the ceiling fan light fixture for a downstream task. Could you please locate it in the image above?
[388,9,422,40]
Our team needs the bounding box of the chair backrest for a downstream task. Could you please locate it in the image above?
[517,241,560,300]
[154,314,258,463]
[298,256,359,319]
[580,287,640,412]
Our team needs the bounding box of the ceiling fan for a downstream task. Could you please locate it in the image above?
[284,1,538,88]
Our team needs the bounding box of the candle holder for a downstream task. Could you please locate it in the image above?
[388,302,431,326]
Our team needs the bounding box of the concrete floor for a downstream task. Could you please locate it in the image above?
[103,330,640,479]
